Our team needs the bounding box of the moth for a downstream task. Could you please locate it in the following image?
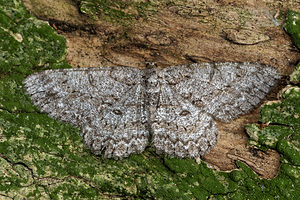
[23,62,281,159]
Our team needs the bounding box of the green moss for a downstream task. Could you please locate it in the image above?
[290,62,300,84]
[246,85,299,168]
[245,85,300,198]
[284,10,300,49]
[0,74,37,112]
[246,85,300,166]
[1,0,300,199]
[260,86,300,128]
[247,124,294,149]
[0,0,70,75]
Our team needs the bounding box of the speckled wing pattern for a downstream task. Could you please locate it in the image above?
[23,67,149,158]
[23,63,281,159]
[149,63,280,158]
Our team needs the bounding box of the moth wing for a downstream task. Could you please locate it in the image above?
[23,67,149,158]
[150,62,280,158]
[162,62,281,122]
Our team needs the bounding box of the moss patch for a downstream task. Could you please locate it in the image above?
[0,1,299,199]
[246,86,300,165]
[284,10,300,49]
[0,2,70,75]
[290,62,300,84]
